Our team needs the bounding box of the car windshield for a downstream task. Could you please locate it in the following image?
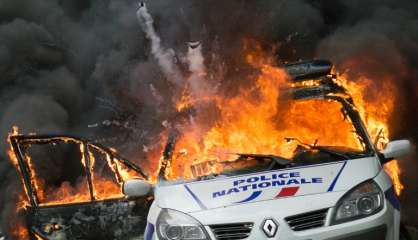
[165,99,370,182]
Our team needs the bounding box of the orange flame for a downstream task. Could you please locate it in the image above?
[6,127,30,239]
[337,71,403,195]
[9,218,29,240]
[165,41,403,195]
[168,45,359,179]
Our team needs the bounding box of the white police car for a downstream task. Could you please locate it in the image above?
[126,138,410,240]
[123,60,412,240]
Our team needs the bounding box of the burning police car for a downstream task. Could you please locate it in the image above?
[122,60,412,240]
[9,60,411,240]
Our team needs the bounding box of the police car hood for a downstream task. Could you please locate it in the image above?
[154,157,380,213]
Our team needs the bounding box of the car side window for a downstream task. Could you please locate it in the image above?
[11,135,148,207]
[22,140,91,205]
[87,146,124,200]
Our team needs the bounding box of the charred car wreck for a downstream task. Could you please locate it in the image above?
[9,135,150,239]
[9,60,411,240]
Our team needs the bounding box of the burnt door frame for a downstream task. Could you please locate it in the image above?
[9,134,148,208]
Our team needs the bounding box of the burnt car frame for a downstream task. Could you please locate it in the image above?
[9,135,150,240]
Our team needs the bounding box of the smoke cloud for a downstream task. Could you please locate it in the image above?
[0,0,417,235]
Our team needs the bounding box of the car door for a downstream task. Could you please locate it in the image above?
[9,134,151,240]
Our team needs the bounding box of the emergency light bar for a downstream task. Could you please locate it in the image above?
[284,60,347,100]
[284,59,332,81]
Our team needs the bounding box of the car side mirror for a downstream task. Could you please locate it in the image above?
[381,140,411,160]
[123,179,152,197]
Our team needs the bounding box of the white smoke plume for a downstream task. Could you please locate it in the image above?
[186,41,212,98]
[136,3,183,87]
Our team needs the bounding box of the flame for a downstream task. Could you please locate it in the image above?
[9,218,29,240]
[337,71,403,195]
[385,160,404,195]
[6,127,29,239]
[7,194,30,240]
[169,44,360,179]
[166,41,403,195]
[7,126,21,169]
[176,87,193,112]
[171,72,361,179]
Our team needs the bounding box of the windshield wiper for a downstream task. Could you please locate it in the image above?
[285,137,350,160]
[237,153,294,169]
[311,146,350,160]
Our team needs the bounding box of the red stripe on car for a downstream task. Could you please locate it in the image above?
[275,187,299,198]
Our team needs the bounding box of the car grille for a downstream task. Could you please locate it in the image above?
[210,222,254,240]
[285,208,328,231]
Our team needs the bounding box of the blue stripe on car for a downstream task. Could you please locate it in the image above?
[145,222,154,240]
[235,190,262,203]
[184,185,208,210]
[327,161,347,192]
[385,186,400,210]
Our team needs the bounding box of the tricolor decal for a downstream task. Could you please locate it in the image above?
[183,162,344,209]
[385,186,400,210]
[212,168,325,204]
[184,185,208,210]
[236,186,300,203]
[275,186,299,198]
[235,190,262,203]
[144,222,154,240]
[327,161,347,192]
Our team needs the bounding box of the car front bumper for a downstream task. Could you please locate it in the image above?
[203,194,397,240]
[147,189,399,240]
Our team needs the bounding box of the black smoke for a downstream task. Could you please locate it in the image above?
[0,0,417,235]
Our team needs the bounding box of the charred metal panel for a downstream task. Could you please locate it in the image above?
[26,199,149,240]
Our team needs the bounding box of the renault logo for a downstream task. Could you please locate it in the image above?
[261,218,278,238]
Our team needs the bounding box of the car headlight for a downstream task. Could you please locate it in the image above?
[332,180,384,224]
[156,209,209,240]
